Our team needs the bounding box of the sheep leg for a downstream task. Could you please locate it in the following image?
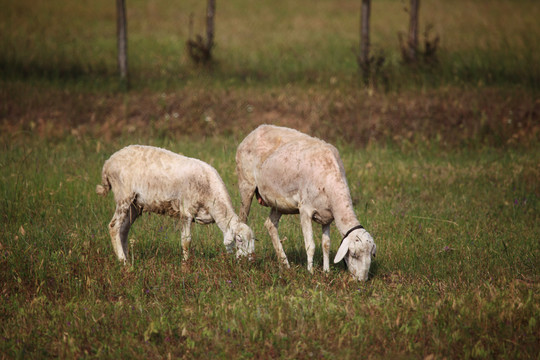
[321,224,331,272]
[180,216,193,261]
[121,203,140,257]
[264,209,290,268]
[108,201,139,264]
[238,176,256,223]
[299,210,316,273]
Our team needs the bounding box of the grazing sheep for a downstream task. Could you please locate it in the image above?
[96,145,255,264]
[236,125,376,281]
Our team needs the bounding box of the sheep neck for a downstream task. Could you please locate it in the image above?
[329,182,363,238]
[208,195,239,234]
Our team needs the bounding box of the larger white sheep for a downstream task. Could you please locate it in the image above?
[96,145,255,263]
[236,125,376,281]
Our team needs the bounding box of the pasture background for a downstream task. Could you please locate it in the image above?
[1,0,539,358]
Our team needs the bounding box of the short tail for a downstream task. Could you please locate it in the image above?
[96,174,111,197]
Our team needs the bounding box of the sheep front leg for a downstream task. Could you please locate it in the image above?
[299,210,316,273]
[264,208,290,268]
[109,202,139,264]
[180,216,193,261]
[321,224,331,272]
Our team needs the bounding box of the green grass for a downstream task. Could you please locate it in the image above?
[1,134,538,358]
[0,0,538,91]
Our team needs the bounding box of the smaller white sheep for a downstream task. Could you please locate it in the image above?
[96,145,255,263]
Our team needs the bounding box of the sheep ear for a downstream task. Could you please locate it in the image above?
[334,237,351,263]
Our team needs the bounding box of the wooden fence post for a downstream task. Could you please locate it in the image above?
[116,0,129,86]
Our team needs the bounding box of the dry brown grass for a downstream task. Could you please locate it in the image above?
[2,83,538,147]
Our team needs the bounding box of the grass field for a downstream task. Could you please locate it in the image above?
[1,136,538,358]
[1,0,539,358]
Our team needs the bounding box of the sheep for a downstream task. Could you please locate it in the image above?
[235,124,376,281]
[96,145,255,264]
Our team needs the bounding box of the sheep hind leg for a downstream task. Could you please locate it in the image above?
[237,176,256,223]
[264,209,290,268]
[120,203,140,260]
[108,201,139,264]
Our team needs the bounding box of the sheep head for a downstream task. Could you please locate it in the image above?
[224,223,255,259]
[334,228,376,281]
